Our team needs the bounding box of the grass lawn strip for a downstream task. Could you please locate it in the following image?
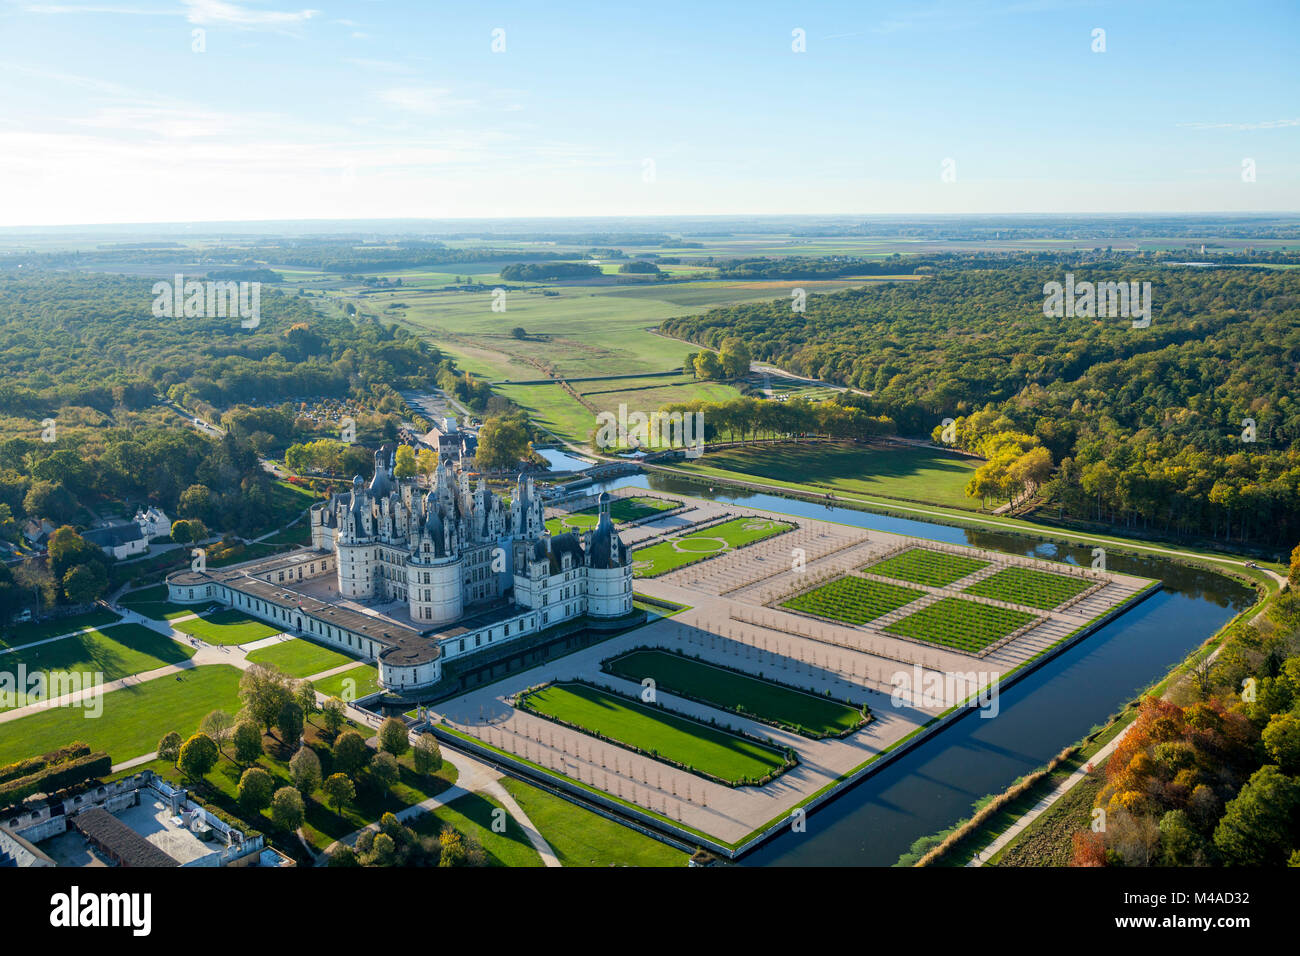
[517,681,793,786]
[498,774,688,866]
[603,647,868,739]
[313,663,382,701]
[246,637,364,678]
[0,623,196,710]
[172,608,283,645]
[0,664,245,766]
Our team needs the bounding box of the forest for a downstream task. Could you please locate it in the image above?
[662,251,1300,548]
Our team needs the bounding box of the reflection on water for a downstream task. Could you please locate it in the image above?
[594,472,1253,865]
[535,447,595,472]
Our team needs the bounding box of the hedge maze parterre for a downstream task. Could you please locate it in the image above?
[780,576,925,626]
[864,547,989,587]
[961,565,1093,610]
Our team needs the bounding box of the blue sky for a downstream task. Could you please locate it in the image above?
[0,0,1296,225]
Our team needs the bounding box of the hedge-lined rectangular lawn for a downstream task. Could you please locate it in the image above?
[519,682,789,785]
[0,664,245,766]
[246,637,363,678]
[1,623,196,710]
[172,609,282,645]
[883,597,1039,653]
[781,575,924,625]
[604,649,866,738]
[865,548,989,587]
[546,495,680,535]
[962,566,1093,610]
[632,516,793,577]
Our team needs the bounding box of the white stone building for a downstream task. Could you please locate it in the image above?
[166,451,635,696]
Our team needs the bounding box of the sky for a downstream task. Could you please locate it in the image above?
[0,0,1296,226]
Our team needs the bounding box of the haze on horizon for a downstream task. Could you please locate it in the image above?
[0,0,1296,228]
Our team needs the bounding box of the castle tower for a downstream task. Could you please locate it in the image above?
[585,493,633,618]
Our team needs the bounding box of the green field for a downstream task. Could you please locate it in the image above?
[631,516,793,577]
[119,584,214,621]
[0,664,244,766]
[962,565,1094,610]
[781,576,925,626]
[519,682,790,785]
[866,548,990,588]
[883,597,1039,653]
[671,442,983,510]
[409,790,543,867]
[172,609,283,645]
[314,663,382,702]
[498,775,687,867]
[545,495,680,535]
[0,609,122,650]
[0,623,195,710]
[245,637,364,678]
[603,649,866,738]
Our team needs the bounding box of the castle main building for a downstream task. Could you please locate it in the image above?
[166,450,634,696]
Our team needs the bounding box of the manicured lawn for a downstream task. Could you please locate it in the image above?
[409,790,543,867]
[314,663,382,702]
[781,575,925,626]
[883,598,1039,653]
[246,637,364,678]
[119,583,215,620]
[632,516,793,577]
[1,623,196,710]
[604,649,866,738]
[545,495,680,535]
[172,609,282,645]
[0,664,245,766]
[519,682,790,785]
[671,442,982,510]
[0,609,122,650]
[962,565,1093,610]
[498,774,688,867]
[865,548,990,588]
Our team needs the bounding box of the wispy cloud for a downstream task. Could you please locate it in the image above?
[1176,118,1300,131]
[377,86,476,115]
[181,0,317,27]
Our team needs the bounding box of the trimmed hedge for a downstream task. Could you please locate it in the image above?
[0,751,112,808]
[0,742,92,786]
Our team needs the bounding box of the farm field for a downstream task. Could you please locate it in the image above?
[314,663,382,701]
[245,637,364,679]
[883,597,1039,654]
[546,495,680,535]
[171,609,283,646]
[497,774,688,866]
[0,609,122,650]
[603,648,867,738]
[0,664,244,766]
[631,516,793,577]
[669,443,982,510]
[0,623,196,710]
[962,566,1094,610]
[866,548,990,588]
[518,682,790,785]
[780,576,925,626]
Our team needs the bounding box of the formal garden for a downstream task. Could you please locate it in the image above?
[864,547,990,588]
[883,597,1040,653]
[631,516,793,577]
[781,575,925,625]
[961,565,1094,610]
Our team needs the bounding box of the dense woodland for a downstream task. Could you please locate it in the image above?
[663,252,1300,548]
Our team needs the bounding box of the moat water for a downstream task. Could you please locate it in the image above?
[595,473,1253,866]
